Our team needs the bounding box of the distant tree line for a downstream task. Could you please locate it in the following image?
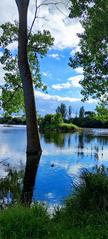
[0,102,108,129]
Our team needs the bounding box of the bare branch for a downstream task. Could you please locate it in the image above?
[37,1,62,9]
[55,5,68,17]
[28,0,38,39]
[28,0,63,39]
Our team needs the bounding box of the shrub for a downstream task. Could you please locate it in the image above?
[63,166,108,226]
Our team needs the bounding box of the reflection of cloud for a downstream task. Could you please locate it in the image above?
[0,126,26,178]
[68,164,83,175]
[47,192,54,199]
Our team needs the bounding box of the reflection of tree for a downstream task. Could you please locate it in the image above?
[78,133,84,149]
[77,132,84,157]
[97,137,108,146]
[42,131,66,148]
[93,165,108,175]
[0,154,41,205]
[21,154,41,204]
[68,134,71,147]
[0,169,24,201]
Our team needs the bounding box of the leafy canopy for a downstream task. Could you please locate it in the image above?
[94,103,108,123]
[69,0,108,101]
[0,22,54,115]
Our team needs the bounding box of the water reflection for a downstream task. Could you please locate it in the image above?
[0,168,24,203]
[41,131,65,148]
[21,154,41,204]
[1,126,108,205]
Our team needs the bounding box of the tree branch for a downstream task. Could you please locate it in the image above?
[28,0,38,39]
[28,0,63,39]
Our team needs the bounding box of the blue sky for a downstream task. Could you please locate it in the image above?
[36,47,97,115]
[0,0,97,116]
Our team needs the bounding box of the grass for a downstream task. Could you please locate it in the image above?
[0,204,50,239]
[57,122,79,131]
[1,167,108,239]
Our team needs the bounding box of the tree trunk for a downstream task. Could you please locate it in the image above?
[15,0,42,155]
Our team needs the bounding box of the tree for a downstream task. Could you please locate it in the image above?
[53,113,63,125]
[94,103,108,123]
[15,0,40,155]
[39,113,63,129]
[79,106,85,119]
[0,1,54,155]
[68,105,72,119]
[56,103,67,119]
[69,0,108,101]
[0,22,53,115]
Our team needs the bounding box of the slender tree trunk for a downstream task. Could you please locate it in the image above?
[15,0,42,155]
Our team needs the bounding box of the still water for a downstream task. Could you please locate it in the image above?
[0,125,108,205]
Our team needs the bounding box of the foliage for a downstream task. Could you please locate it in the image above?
[39,113,79,132]
[94,103,108,122]
[0,115,26,124]
[69,0,108,101]
[39,113,63,129]
[0,22,54,115]
[65,166,108,214]
[56,103,67,119]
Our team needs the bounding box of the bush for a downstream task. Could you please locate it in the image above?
[64,166,108,224]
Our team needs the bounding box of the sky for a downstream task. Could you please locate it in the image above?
[0,0,97,116]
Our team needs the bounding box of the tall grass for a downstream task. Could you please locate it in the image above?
[1,167,108,239]
[0,204,50,239]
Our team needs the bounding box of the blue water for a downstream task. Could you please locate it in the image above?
[0,125,108,205]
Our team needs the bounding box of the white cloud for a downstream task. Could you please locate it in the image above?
[36,90,97,106]
[52,75,83,90]
[52,82,72,90]
[42,71,52,79]
[42,72,48,77]
[35,90,81,103]
[0,0,18,24]
[75,67,83,74]
[70,46,81,56]
[0,1,83,50]
[68,75,83,87]
[48,53,60,60]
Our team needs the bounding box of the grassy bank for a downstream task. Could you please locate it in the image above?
[40,122,80,132]
[57,122,79,131]
[0,167,108,239]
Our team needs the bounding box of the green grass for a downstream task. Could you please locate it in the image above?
[1,168,108,239]
[1,205,108,239]
[40,121,80,132]
[57,122,79,131]
[0,204,50,239]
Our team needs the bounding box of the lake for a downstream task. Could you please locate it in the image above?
[0,125,108,205]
